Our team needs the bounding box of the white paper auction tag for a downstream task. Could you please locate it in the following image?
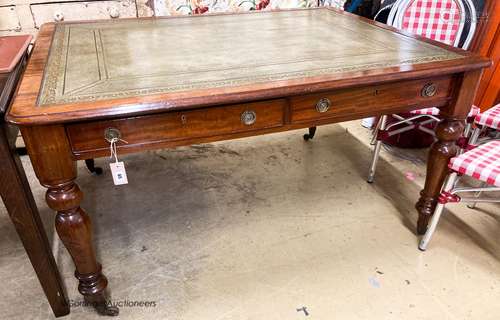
[110,161,128,185]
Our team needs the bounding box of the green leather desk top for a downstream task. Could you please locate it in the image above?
[38,8,462,106]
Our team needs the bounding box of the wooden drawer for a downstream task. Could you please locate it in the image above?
[290,77,454,123]
[67,99,286,155]
[30,1,137,29]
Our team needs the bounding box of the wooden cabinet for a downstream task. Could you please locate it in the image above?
[30,0,138,28]
[0,0,150,36]
[0,6,21,32]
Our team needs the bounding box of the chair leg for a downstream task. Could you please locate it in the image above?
[463,122,473,139]
[303,127,317,141]
[85,159,103,175]
[419,173,458,251]
[16,147,28,156]
[465,129,485,210]
[367,115,388,183]
[370,117,383,145]
[467,181,487,209]
[468,127,482,146]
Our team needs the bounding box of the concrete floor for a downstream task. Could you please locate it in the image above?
[1,122,499,320]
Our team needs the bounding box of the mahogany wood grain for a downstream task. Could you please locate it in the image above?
[290,76,454,123]
[67,103,452,159]
[0,37,69,317]
[20,125,118,316]
[416,70,483,234]
[0,122,70,318]
[68,99,286,156]
[67,77,454,159]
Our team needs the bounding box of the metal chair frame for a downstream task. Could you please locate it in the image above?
[461,122,500,207]
[419,171,500,251]
[419,113,499,250]
[387,0,406,26]
[366,111,477,182]
[374,0,399,22]
[461,0,478,49]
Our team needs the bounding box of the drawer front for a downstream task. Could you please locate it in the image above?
[31,1,137,28]
[0,6,21,32]
[67,99,286,154]
[290,77,454,123]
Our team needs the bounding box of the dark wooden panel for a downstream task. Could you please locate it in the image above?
[0,34,69,317]
[290,77,454,123]
[0,123,70,317]
[0,74,8,114]
[67,99,286,155]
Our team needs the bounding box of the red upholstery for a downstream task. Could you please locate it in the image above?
[475,104,500,130]
[449,140,500,187]
[401,0,463,46]
[409,105,480,117]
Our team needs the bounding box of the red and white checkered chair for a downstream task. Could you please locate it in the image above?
[365,0,479,183]
[394,0,472,46]
[419,140,500,250]
[394,0,477,48]
[474,103,500,132]
[466,104,500,153]
[459,103,500,208]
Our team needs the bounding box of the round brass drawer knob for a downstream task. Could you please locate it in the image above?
[316,98,331,113]
[104,127,122,143]
[422,83,437,97]
[241,110,257,126]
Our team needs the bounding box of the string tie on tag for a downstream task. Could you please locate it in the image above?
[109,137,128,163]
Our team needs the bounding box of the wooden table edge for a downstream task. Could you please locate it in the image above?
[7,56,491,126]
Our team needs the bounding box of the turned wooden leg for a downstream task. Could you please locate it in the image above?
[48,182,118,315]
[21,125,118,316]
[415,119,463,234]
[303,127,317,141]
[415,70,482,235]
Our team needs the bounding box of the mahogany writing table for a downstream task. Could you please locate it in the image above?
[7,8,490,315]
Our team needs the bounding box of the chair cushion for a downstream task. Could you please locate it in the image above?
[409,105,479,117]
[401,0,463,46]
[449,140,500,187]
[475,104,500,130]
